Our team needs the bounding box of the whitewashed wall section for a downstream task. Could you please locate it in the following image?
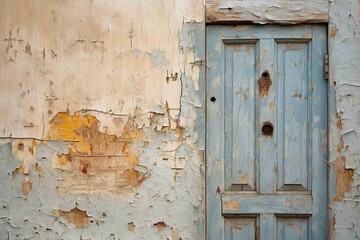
[1,0,360,239]
[0,1,205,239]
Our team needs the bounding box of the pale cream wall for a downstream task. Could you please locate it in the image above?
[0,1,205,239]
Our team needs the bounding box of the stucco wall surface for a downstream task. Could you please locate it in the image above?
[0,1,205,239]
[1,0,360,239]
[329,0,360,239]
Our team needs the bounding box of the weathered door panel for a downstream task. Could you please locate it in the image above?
[206,25,327,239]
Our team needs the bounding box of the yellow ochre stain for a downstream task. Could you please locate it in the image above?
[48,112,96,153]
[47,112,147,197]
[57,154,69,166]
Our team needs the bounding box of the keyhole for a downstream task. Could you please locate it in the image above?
[210,97,216,102]
[262,71,269,78]
[262,122,274,136]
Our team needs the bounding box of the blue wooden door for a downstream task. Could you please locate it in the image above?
[206,25,327,239]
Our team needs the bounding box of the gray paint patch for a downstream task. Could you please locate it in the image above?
[148,50,167,67]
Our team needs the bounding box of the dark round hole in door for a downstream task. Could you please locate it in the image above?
[210,96,216,102]
[262,122,274,136]
[262,71,269,78]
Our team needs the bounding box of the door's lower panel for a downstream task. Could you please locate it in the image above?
[277,217,309,240]
[225,218,258,240]
[224,216,310,240]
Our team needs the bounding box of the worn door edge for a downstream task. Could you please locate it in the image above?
[327,22,337,239]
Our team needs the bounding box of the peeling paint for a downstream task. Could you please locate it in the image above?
[48,112,146,197]
[6,0,360,238]
[334,156,354,202]
[53,208,90,228]
[127,222,135,232]
[206,0,329,24]
[153,221,168,232]
[223,200,240,211]
[0,0,205,239]
[329,0,360,239]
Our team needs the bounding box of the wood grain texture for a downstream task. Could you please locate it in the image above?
[206,26,226,240]
[277,218,308,240]
[206,25,327,239]
[224,42,257,191]
[225,218,256,240]
[222,193,312,215]
[206,0,329,24]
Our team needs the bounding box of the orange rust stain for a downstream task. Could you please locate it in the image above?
[128,222,136,231]
[329,217,335,240]
[12,163,25,178]
[269,102,274,111]
[81,160,89,174]
[54,208,90,228]
[232,225,243,232]
[239,175,247,184]
[334,156,353,201]
[18,142,24,151]
[35,163,43,174]
[153,221,168,231]
[336,112,342,130]
[48,112,147,197]
[334,136,354,202]
[28,146,34,155]
[223,200,240,211]
[22,180,32,197]
[337,136,344,153]
[330,28,337,38]
[258,71,272,97]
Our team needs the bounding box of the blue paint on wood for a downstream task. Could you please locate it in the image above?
[278,218,308,240]
[225,218,256,240]
[222,193,312,215]
[224,42,257,191]
[206,25,327,239]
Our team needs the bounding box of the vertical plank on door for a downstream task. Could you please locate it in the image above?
[310,25,328,240]
[260,214,277,240]
[206,26,225,240]
[277,42,310,191]
[259,39,277,194]
[224,42,257,191]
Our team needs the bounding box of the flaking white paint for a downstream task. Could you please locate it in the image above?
[0,0,205,239]
[1,0,360,239]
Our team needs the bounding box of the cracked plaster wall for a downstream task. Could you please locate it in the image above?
[1,0,360,239]
[329,0,360,239]
[0,0,205,239]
